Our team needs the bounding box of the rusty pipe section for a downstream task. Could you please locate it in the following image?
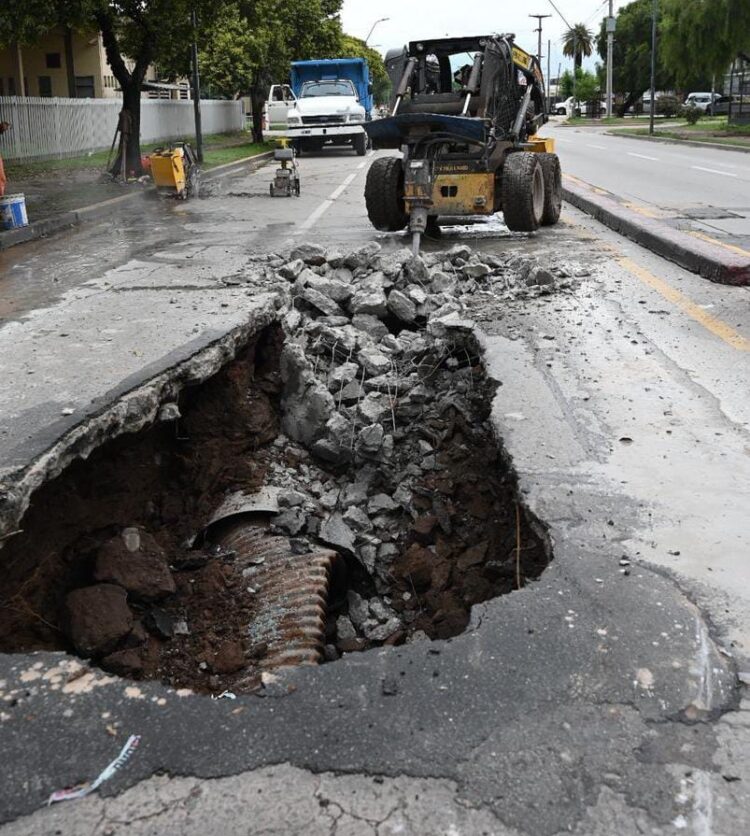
[212,521,338,670]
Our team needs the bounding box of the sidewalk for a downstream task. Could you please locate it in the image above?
[562,173,750,286]
[0,134,273,251]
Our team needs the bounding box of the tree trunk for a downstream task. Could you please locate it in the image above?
[123,81,143,177]
[250,81,265,144]
[64,28,76,98]
[617,91,640,117]
[97,11,150,179]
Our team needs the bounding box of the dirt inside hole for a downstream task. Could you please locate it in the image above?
[0,324,550,694]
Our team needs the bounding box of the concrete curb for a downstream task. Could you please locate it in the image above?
[563,177,750,286]
[604,131,750,154]
[0,151,273,252]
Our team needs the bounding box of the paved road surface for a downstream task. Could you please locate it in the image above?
[549,120,750,254]
[0,146,749,835]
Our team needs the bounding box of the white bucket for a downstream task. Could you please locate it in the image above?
[0,194,29,230]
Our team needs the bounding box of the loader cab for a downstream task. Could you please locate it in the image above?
[385,35,547,133]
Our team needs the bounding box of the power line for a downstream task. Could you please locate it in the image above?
[583,0,610,27]
[546,0,572,30]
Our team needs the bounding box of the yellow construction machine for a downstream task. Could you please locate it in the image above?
[149,143,201,200]
[364,35,561,252]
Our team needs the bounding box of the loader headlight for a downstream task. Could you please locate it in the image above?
[348,113,365,123]
[287,114,301,124]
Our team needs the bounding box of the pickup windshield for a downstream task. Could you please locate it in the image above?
[300,80,356,97]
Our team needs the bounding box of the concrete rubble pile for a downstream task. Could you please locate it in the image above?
[238,241,554,659]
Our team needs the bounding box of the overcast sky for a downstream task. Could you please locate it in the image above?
[341,0,621,77]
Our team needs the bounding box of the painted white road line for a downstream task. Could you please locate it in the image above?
[298,200,334,232]
[587,144,607,150]
[691,165,738,178]
[329,173,357,201]
[627,152,659,161]
[295,169,361,234]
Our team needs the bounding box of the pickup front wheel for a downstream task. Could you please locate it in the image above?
[353,133,367,156]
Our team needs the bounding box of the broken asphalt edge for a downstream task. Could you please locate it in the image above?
[0,292,278,546]
[604,130,750,155]
[0,151,274,252]
[562,177,750,286]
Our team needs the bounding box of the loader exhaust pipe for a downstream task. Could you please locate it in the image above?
[392,57,418,116]
[512,84,534,142]
[461,53,483,116]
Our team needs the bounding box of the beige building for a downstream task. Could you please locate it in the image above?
[0,27,188,99]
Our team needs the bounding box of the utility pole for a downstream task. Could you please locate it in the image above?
[606,1,616,118]
[547,39,551,110]
[649,0,657,136]
[529,14,552,63]
[191,9,204,163]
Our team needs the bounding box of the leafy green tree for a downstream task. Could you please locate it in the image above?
[661,0,750,83]
[191,3,258,100]
[559,68,600,102]
[0,1,225,176]
[341,35,390,105]
[229,0,344,142]
[562,23,594,70]
[595,0,676,116]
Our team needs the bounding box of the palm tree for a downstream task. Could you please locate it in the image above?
[562,23,594,70]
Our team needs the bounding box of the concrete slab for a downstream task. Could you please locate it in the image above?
[0,261,278,536]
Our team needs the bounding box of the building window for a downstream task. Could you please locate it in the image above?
[39,76,53,97]
[46,53,62,69]
[8,78,15,96]
[75,75,95,98]
[0,79,4,96]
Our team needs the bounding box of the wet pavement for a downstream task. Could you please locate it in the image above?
[550,121,750,256]
[1,146,750,835]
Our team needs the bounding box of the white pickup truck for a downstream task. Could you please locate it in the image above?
[280,79,368,156]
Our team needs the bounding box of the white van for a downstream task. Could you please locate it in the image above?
[683,92,719,112]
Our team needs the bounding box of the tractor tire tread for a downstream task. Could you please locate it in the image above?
[502,152,544,233]
[365,157,408,232]
[538,153,562,226]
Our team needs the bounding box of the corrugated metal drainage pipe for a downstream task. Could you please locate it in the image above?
[206,511,340,670]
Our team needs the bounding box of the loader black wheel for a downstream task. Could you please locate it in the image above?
[538,153,562,226]
[354,132,367,156]
[502,152,545,232]
[365,156,408,231]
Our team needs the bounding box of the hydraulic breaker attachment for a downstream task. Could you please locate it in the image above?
[403,158,434,255]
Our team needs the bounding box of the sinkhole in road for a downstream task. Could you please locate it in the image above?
[0,322,551,694]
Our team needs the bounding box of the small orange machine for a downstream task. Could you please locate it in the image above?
[149,143,200,199]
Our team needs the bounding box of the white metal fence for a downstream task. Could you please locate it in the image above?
[0,97,243,162]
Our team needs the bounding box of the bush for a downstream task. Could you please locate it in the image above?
[656,95,681,117]
[682,105,701,125]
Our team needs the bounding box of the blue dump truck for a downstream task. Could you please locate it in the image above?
[284,58,373,155]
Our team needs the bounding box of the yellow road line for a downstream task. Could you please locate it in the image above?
[622,201,665,220]
[618,256,750,352]
[562,172,591,188]
[688,230,750,259]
